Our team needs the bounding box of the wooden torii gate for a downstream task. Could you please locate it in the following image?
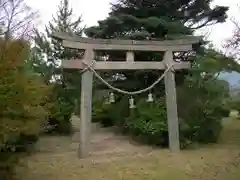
[52,32,201,158]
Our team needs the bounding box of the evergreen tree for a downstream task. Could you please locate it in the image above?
[86,0,228,39]
[85,0,229,94]
[0,38,51,180]
[33,0,84,134]
[33,0,83,81]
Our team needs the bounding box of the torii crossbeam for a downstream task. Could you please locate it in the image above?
[52,32,201,158]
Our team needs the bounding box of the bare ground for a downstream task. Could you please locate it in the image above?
[16,115,240,180]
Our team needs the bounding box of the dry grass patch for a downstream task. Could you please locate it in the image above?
[16,117,240,180]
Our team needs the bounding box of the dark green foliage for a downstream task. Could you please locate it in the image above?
[124,98,169,146]
[87,0,228,39]
[45,84,75,134]
[84,0,230,100]
[108,96,131,128]
[92,102,114,127]
[85,0,228,98]
[176,50,232,145]
[177,78,226,144]
[92,94,129,127]
[0,152,18,180]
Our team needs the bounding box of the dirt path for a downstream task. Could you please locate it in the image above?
[25,116,152,163]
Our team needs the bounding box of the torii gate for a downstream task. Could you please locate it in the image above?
[52,32,201,158]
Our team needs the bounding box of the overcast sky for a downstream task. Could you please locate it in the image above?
[26,0,239,49]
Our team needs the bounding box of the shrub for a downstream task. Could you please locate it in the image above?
[0,39,51,179]
[92,101,114,127]
[92,95,131,128]
[45,84,75,135]
[92,92,120,127]
[177,75,229,144]
[124,98,169,146]
[124,91,225,148]
[0,152,18,180]
[107,95,131,128]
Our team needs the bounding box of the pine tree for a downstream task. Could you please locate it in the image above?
[33,0,84,134]
[33,0,83,80]
[86,0,228,39]
[85,0,229,93]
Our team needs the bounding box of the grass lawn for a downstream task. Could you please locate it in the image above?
[17,115,240,180]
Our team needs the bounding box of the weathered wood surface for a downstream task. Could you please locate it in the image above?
[62,59,191,70]
[164,51,180,152]
[79,49,94,158]
[126,51,134,62]
[52,32,201,52]
[52,31,202,46]
[62,40,193,51]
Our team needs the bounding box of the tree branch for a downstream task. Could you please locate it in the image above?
[0,0,37,39]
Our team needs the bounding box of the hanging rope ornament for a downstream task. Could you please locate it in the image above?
[129,96,136,109]
[79,60,174,109]
[143,74,153,103]
[109,92,115,103]
[146,92,154,102]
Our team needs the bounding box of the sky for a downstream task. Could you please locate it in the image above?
[25,0,239,50]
